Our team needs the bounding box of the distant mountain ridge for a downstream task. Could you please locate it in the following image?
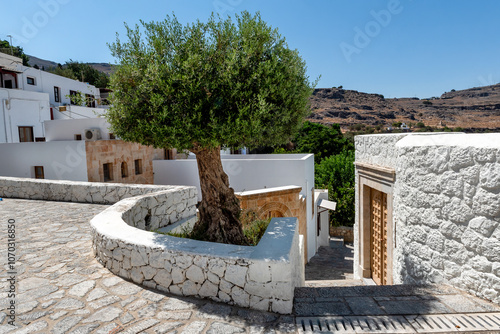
[309,84,500,130]
[27,55,114,75]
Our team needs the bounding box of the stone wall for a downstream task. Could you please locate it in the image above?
[355,133,500,305]
[85,140,164,184]
[91,191,303,314]
[0,176,182,204]
[330,226,354,243]
[236,185,307,258]
[395,134,500,304]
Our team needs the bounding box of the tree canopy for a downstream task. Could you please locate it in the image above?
[47,61,109,88]
[0,40,30,66]
[107,11,314,152]
[293,121,353,163]
[106,12,315,244]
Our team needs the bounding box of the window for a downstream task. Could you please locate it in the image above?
[121,162,128,178]
[18,126,34,142]
[35,137,46,142]
[69,90,79,105]
[27,77,35,85]
[74,134,82,141]
[85,94,96,108]
[109,133,116,140]
[54,87,60,102]
[134,159,142,175]
[34,166,44,179]
[103,163,113,182]
[4,80,13,89]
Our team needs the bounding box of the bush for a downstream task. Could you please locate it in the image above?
[155,211,271,246]
[315,150,355,227]
[243,218,271,246]
[293,121,353,163]
[416,122,425,128]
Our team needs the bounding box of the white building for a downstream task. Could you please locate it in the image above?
[0,52,107,143]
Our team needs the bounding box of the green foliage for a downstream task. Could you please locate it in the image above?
[46,61,109,88]
[154,217,270,246]
[273,147,288,154]
[49,64,78,80]
[416,122,425,128]
[65,60,110,88]
[422,100,433,105]
[65,91,86,106]
[243,218,271,246]
[315,150,355,227]
[106,12,315,151]
[0,40,30,66]
[293,121,353,163]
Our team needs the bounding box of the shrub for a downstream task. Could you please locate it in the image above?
[243,218,271,246]
[416,122,425,128]
[315,150,355,227]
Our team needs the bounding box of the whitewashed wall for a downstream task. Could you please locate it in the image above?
[154,154,321,260]
[18,66,100,107]
[0,88,51,143]
[355,133,500,305]
[0,141,88,181]
[44,118,112,141]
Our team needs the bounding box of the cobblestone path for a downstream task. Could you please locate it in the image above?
[0,199,296,334]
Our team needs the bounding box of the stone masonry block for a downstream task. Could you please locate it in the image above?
[248,262,271,283]
[131,267,144,284]
[232,286,250,308]
[468,217,498,238]
[153,269,172,287]
[271,263,291,282]
[224,264,247,287]
[199,281,218,298]
[171,267,185,285]
[272,298,292,314]
[141,266,158,280]
[186,265,204,284]
[175,255,193,269]
[181,281,200,296]
[130,250,148,267]
[473,188,500,217]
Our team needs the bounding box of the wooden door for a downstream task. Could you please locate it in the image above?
[370,188,388,285]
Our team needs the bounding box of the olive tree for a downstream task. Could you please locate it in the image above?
[107,12,314,245]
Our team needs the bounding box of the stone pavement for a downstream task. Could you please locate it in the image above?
[0,199,295,334]
[294,284,500,317]
[2,198,500,334]
[304,238,365,288]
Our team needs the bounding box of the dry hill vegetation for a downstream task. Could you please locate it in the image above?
[309,84,500,132]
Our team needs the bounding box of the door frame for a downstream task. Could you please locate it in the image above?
[355,162,395,285]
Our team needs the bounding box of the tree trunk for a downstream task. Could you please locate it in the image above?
[190,145,248,245]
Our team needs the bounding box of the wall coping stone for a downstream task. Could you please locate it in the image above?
[235,185,302,199]
[396,133,500,148]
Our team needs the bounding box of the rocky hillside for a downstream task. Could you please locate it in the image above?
[28,55,114,75]
[309,84,500,130]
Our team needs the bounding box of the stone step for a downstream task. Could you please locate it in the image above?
[329,237,344,248]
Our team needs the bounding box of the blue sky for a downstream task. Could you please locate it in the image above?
[2,0,500,98]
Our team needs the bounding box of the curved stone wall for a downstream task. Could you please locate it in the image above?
[90,191,303,314]
[0,176,304,313]
[0,176,191,204]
